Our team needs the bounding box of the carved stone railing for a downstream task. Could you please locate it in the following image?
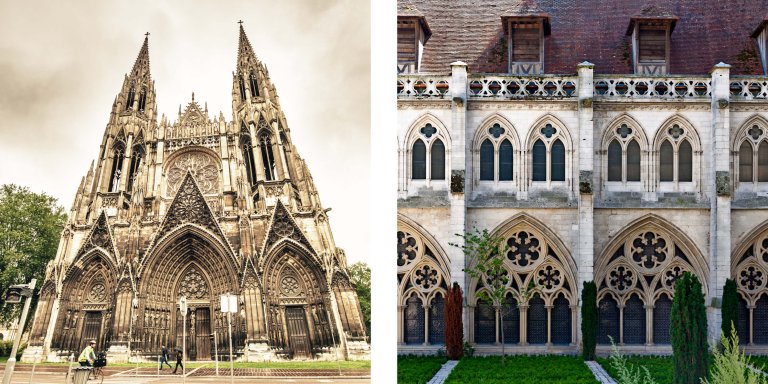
[397,75,451,99]
[730,77,768,100]
[467,75,578,99]
[593,76,711,99]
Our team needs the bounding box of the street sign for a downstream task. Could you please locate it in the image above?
[179,296,187,314]
[220,294,238,313]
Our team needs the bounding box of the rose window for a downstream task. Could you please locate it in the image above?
[397,231,418,267]
[87,283,106,302]
[179,270,209,300]
[631,232,667,270]
[739,265,764,292]
[413,265,439,290]
[537,265,562,291]
[273,219,294,237]
[608,265,634,293]
[166,152,220,197]
[663,265,686,288]
[506,231,541,268]
[281,276,301,296]
[483,268,510,288]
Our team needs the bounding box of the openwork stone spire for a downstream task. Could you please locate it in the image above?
[130,33,152,80]
[237,22,258,68]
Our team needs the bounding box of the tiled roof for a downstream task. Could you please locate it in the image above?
[404,0,767,75]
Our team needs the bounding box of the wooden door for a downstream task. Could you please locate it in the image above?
[285,306,311,358]
[82,312,103,351]
[194,308,211,360]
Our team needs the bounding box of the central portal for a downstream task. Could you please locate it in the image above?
[285,306,311,358]
[193,308,211,360]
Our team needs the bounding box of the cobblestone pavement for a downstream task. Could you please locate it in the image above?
[585,360,617,384]
[426,360,459,384]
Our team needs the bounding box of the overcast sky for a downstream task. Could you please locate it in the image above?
[0,0,371,264]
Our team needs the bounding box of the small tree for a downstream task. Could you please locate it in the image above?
[721,278,738,346]
[452,228,537,364]
[445,282,464,360]
[581,281,597,360]
[671,272,709,384]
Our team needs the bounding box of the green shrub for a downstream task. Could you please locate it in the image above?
[671,272,710,384]
[704,327,766,384]
[722,279,738,345]
[608,338,658,384]
[581,281,597,360]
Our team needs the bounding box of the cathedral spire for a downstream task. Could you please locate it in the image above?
[130,33,152,80]
[237,21,258,67]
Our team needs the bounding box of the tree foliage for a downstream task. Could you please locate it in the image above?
[670,272,709,384]
[0,184,66,324]
[445,282,463,360]
[721,278,738,345]
[348,261,371,336]
[581,281,597,360]
[704,327,766,384]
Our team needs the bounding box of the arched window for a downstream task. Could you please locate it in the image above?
[404,295,424,345]
[607,140,622,181]
[755,295,768,344]
[532,139,546,181]
[659,141,674,181]
[412,140,426,180]
[138,87,147,112]
[623,294,646,345]
[530,123,568,183]
[499,139,514,181]
[126,144,144,193]
[249,72,259,97]
[627,140,641,181]
[479,139,494,181]
[474,298,495,344]
[429,294,445,344]
[108,142,125,192]
[501,293,519,344]
[551,294,571,345]
[657,123,696,183]
[241,134,257,186]
[606,123,643,183]
[259,132,276,181]
[733,230,768,345]
[527,295,547,344]
[126,86,135,111]
[759,143,768,182]
[431,140,445,180]
[239,75,247,101]
[653,294,672,344]
[739,141,753,182]
[738,296,749,344]
[736,123,768,184]
[678,140,692,182]
[597,295,619,344]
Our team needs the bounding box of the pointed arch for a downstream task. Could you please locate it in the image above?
[731,114,768,151]
[402,113,451,149]
[525,114,573,149]
[473,114,520,183]
[472,113,521,151]
[600,113,650,150]
[732,114,768,186]
[652,114,702,151]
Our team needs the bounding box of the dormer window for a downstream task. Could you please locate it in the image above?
[751,16,768,76]
[627,7,677,75]
[501,4,550,75]
[397,4,431,74]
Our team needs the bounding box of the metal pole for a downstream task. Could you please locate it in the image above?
[182,310,187,384]
[227,310,234,384]
[1,279,36,384]
[214,331,219,376]
[28,337,42,384]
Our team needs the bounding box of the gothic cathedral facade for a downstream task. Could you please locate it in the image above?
[22,26,368,362]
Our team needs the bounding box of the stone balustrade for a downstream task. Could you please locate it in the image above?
[730,77,768,100]
[467,75,578,99]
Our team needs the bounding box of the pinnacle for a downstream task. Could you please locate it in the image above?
[130,33,151,79]
[237,21,258,67]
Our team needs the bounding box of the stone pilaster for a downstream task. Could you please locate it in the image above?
[576,62,595,346]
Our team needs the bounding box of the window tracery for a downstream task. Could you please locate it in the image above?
[249,71,259,98]
[606,123,642,183]
[108,141,125,192]
[597,227,702,345]
[476,122,516,183]
[530,123,567,182]
[127,140,144,193]
[165,151,220,197]
[657,123,695,183]
[736,121,768,184]
[732,229,768,344]
[126,86,135,111]
[407,121,448,182]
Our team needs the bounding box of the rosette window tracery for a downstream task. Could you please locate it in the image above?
[732,231,768,344]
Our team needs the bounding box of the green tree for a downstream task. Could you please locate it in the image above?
[721,278,738,345]
[581,281,597,360]
[348,262,370,336]
[0,184,66,325]
[452,228,537,364]
[671,272,709,384]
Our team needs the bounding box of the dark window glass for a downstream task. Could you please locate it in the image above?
[249,72,259,97]
[759,142,768,182]
[239,76,247,100]
[501,294,519,344]
[627,140,641,181]
[431,140,445,180]
[474,299,496,344]
[126,146,144,193]
[499,139,514,181]
[138,88,147,112]
[755,295,768,344]
[607,140,622,181]
[551,139,566,181]
[260,134,275,181]
[412,140,426,179]
[126,87,135,111]
[623,294,646,345]
[404,295,424,345]
[738,296,750,345]
[480,139,494,181]
[532,139,546,181]
[527,295,547,344]
[678,140,693,182]
[653,294,672,344]
[429,294,445,344]
[241,136,256,185]
[597,295,619,344]
[740,141,754,182]
[551,295,571,345]
[659,141,673,181]
[108,144,125,192]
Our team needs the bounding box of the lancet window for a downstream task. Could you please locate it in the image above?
[658,124,693,182]
[477,123,515,182]
[597,228,703,345]
[249,71,259,98]
[138,87,147,112]
[472,225,576,345]
[410,123,446,181]
[241,128,257,186]
[126,141,144,193]
[531,123,566,182]
[239,75,247,101]
[259,131,276,181]
[108,141,125,192]
[736,122,768,184]
[606,124,642,183]
[397,223,450,345]
[126,86,135,111]
[732,229,768,345]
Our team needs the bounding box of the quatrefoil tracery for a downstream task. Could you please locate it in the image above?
[607,264,635,293]
[413,264,440,291]
[631,232,668,272]
[506,231,542,270]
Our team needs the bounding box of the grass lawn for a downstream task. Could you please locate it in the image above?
[597,356,673,384]
[748,355,768,372]
[397,355,447,384]
[445,355,598,384]
[5,358,369,370]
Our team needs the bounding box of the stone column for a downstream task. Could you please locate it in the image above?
[709,62,732,343]
[449,61,470,340]
[576,62,595,347]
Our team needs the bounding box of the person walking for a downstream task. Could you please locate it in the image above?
[159,345,172,370]
[172,348,184,374]
[78,340,96,367]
